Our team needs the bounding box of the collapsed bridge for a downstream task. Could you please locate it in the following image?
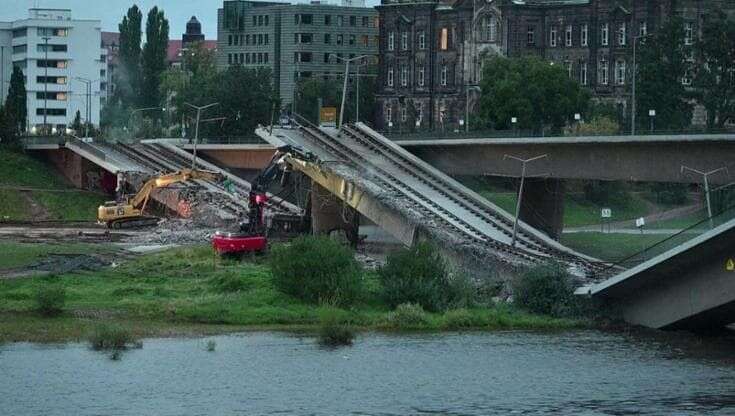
[257,121,605,279]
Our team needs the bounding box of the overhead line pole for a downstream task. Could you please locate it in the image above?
[331,53,367,135]
[505,154,549,247]
[185,102,219,169]
[681,166,729,229]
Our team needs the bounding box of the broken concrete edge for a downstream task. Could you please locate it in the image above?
[286,155,532,285]
[64,141,123,175]
[355,122,601,265]
[580,216,735,298]
[397,133,735,147]
[152,141,303,216]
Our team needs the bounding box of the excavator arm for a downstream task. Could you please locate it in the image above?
[128,169,221,210]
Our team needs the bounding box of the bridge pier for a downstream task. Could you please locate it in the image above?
[519,178,565,240]
[310,181,360,246]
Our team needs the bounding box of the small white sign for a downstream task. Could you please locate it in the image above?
[511,117,518,124]
[388,121,393,128]
[636,217,646,228]
[601,208,612,218]
[459,119,465,126]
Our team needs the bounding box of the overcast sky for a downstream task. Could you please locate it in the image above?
[3,0,380,40]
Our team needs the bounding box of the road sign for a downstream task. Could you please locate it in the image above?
[635,217,646,228]
[601,208,612,218]
[727,259,735,272]
[319,107,337,127]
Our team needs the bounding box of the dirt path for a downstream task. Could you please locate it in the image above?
[19,191,51,221]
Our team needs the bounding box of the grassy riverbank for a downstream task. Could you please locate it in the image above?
[0,245,583,343]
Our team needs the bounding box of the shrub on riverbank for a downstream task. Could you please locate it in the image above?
[88,324,140,350]
[318,309,354,347]
[35,284,65,316]
[384,303,430,329]
[513,262,575,317]
[378,243,458,312]
[270,236,362,306]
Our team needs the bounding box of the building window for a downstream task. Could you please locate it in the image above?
[401,32,408,50]
[362,16,368,27]
[440,65,447,86]
[400,65,408,86]
[245,34,250,45]
[38,28,68,37]
[265,34,269,44]
[349,34,355,45]
[234,35,239,46]
[387,66,394,87]
[337,34,343,45]
[580,61,587,85]
[385,105,392,123]
[13,45,27,54]
[527,26,535,45]
[598,59,608,85]
[337,16,344,26]
[324,15,331,25]
[682,70,692,85]
[401,106,407,122]
[228,35,233,46]
[418,31,426,49]
[418,66,425,87]
[416,102,423,123]
[265,16,269,26]
[483,15,497,42]
[228,53,232,65]
[239,53,244,64]
[388,32,394,51]
[565,60,572,78]
[295,14,312,25]
[440,27,449,50]
[684,22,694,45]
[12,28,27,38]
[565,25,572,47]
[295,52,312,63]
[581,24,588,46]
[550,26,557,47]
[615,60,626,85]
[295,33,312,44]
[618,22,627,46]
[246,53,250,64]
[601,23,609,46]
[324,33,331,44]
[36,108,66,116]
[362,35,369,47]
[639,21,647,37]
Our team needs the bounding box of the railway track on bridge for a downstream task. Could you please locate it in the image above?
[291,120,605,274]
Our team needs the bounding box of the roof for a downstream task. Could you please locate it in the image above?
[167,40,217,63]
[101,31,119,47]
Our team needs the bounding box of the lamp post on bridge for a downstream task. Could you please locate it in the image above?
[185,102,219,169]
[504,154,549,247]
[331,53,368,135]
[681,166,729,229]
[631,33,652,136]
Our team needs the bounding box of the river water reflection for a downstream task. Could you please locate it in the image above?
[2,330,735,415]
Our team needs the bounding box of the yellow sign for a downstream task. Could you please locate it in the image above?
[319,107,337,127]
[727,259,735,271]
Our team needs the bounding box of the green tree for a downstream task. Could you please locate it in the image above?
[478,56,590,134]
[5,66,27,134]
[117,5,143,107]
[295,72,377,126]
[70,110,82,133]
[0,105,19,148]
[212,66,277,138]
[694,11,735,128]
[635,16,693,131]
[141,6,169,109]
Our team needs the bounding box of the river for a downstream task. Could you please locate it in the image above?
[2,330,735,415]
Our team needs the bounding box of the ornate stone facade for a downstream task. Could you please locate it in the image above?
[375,0,734,131]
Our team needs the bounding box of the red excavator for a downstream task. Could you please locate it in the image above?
[212,145,308,255]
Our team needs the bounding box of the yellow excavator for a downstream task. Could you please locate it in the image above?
[98,169,221,229]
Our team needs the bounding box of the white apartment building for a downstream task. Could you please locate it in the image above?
[0,9,104,132]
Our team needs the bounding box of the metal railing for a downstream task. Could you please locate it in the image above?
[66,136,107,161]
[593,203,735,280]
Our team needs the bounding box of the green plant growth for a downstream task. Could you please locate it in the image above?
[513,262,575,318]
[560,233,674,263]
[317,309,355,347]
[206,339,216,352]
[378,243,457,312]
[89,323,140,350]
[35,285,66,316]
[269,236,363,307]
[383,303,430,329]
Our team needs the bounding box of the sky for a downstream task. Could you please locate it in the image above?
[3,0,380,40]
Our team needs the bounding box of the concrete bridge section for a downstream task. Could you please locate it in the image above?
[578,218,735,330]
[256,122,604,280]
[399,134,735,185]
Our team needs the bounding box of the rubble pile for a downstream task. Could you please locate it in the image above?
[178,188,243,228]
[122,219,216,245]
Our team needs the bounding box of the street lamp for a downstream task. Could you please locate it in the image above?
[631,33,652,136]
[128,107,166,136]
[185,102,219,169]
[681,166,729,229]
[511,116,518,137]
[74,77,103,137]
[648,109,656,133]
[331,53,368,134]
[504,153,549,247]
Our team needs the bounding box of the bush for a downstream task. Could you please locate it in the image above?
[317,309,354,347]
[384,303,430,329]
[443,308,488,329]
[649,183,689,205]
[512,262,575,317]
[378,243,454,312]
[88,324,140,351]
[269,236,362,307]
[35,285,66,316]
[209,274,252,293]
[583,181,628,206]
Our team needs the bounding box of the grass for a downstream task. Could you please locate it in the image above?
[459,177,652,228]
[561,232,678,263]
[0,245,584,343]
[0,151,106,221]
[0,242,117,269]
